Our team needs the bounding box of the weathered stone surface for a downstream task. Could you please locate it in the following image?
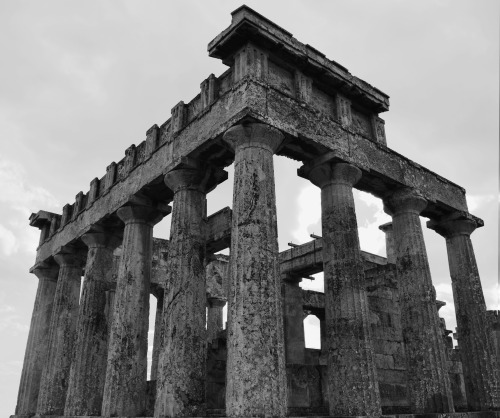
[301,160,381,416]
[223,123,287,417]
[15,263,58,416]
[36,246,84,415]
[379,222,396,264]
[64,230,120,416]
[384,188,454,413]
[283,277,306,364]
[429,216,500,410]
[155,163,224,417]
[102,203,166,416]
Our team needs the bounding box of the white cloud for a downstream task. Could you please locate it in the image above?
[467,193,497,213]
[0,224,19,256]
[291,184,320,244]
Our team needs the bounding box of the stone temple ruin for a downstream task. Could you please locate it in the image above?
[12,5,499,418]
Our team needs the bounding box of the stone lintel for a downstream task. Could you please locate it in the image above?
[34,78,252,266]
[228,78,468,214]
[279,237,387,278]
[208,5,390,113]
[205,206,232,254]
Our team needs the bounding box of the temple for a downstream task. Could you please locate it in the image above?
[12,5,499,418]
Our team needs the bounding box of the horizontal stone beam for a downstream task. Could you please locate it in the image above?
[302,290,324,312]
[34,78,254,264]
[279,238,387,278]
[244,80,470,218]
[205,207,232,254]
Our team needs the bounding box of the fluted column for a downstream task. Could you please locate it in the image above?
[155,163,216,417]
[283,276,306,364]
[302,161,381,416]
[223,123,287,417]
[384,188,454,412]
[15,264,58,416]
[429,216,500,410]
[102,202,166,417]
[150,289,163,382]
[36,247,84,415]
[64,230,121,416]
[207,298,226,342]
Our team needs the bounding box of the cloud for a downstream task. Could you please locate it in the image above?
[0,158,59,257]
[291,185,321,244]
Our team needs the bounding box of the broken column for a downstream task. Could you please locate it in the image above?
[15,263,58,416]
[36,246,84,416]
[64,229,120,416]
[282,275,306,364]
[429,215,500,410]
[300,161,381,416]
[155,161,221,417]
[102,200,166,417]
[384,188,454,412]
[379,222,396,263]
[223,123,287,417]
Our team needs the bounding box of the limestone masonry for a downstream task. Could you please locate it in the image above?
[12,5,499,418]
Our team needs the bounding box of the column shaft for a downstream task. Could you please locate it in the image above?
[283,279,306,364]
[15,266,58,416]
[386,189,453,412]
[102,205,162,416]
[223,123,287,417]
[307,162,381,416]
[155,168,207,417]
[64,232,119,416]
[432,218,500,410]
[36,250,83,415]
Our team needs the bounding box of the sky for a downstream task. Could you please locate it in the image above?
[0,0,498,415]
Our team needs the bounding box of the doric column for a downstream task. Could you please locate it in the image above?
[15,263,58,416]
[150,288,163,382]
[429,216,500,410]
[207,298,226,342]
[282,275,306,364]
[36,246,84,416]
[379,222,395,263]
[64,229,121,416]
[102,201,166,417]
[222,123,287,417]
[384,188,454,412]
[300,161,381,416]
[156,162,226,417]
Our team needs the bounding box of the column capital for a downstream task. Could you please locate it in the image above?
[207,297,226,308]
[383,187,427,216]
[81,228,122,249]
[116,202,169,226]
[223,122,284,154]
[306,161,362,189]
[164,159,227,194]
[30,262,59,282]
[378,222,393,233]
[427,215,478,239]
[53,245,86,268]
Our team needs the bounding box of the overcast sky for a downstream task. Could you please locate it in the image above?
[0,1,498,415]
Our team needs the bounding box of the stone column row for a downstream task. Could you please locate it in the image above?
[429,216,500,410]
